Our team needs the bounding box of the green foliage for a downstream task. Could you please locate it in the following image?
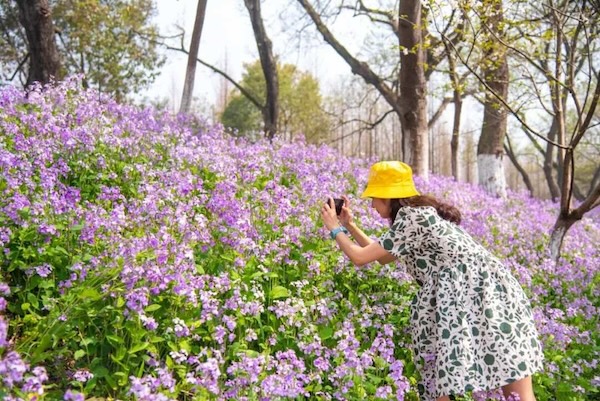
[220,60,331,142]
[220,94,262,134]
[0,0,164,100]
[3,83,599,400]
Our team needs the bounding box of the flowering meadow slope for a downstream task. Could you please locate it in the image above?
[0,80,599,401]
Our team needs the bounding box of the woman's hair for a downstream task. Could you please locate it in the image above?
[390,195,462,225]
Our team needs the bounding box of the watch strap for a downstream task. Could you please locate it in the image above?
[330,226,349,239]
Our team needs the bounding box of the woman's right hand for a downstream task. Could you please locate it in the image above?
[338,195,354,227]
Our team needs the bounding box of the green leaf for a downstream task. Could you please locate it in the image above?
[144,304,161,312]
[106,334,124,345]
[79,288,102,300]
[81,337,95,346]
[128,342,149,354]
[70,224,85,232]
[116,297,125,308]
[270,285,289,299]
[318,325,334,340]
[92,366,109,378]
[27,293,39,309]
[54,245,70,255]
[74,349,86,360]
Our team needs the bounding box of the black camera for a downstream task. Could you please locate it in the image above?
[326,198,344,215]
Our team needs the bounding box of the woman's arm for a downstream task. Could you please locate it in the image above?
[323,197,397,266]
[333,232,392,266]
[344,221,373,247]
[344,222,396,265]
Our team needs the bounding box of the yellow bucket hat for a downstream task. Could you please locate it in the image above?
[360,161,420,199]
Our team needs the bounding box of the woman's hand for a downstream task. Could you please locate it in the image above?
[338,195,353,227]
[321,198,341,231]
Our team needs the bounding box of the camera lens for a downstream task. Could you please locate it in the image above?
[325,198,344,215]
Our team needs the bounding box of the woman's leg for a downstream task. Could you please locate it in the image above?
[501,376,536,401]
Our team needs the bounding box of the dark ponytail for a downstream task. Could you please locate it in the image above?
[390,195,461,225]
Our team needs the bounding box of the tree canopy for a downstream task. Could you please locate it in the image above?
[220,60,330,142]
[0,0,164,100]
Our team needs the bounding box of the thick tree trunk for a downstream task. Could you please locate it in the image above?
[398,0,429,178]
[15,0,61,86]
[180,0,208,114]
[245,0,278,140]
[477,154,507,197]
[477,0,508,198]
[296,0,427,177]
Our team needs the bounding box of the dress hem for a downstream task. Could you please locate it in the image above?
[432,367,543,399]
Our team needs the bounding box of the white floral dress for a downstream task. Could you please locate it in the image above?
[378,206,544,400]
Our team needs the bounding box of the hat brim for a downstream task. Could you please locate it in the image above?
[361,185,420,199]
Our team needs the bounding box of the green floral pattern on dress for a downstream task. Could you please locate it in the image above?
[379,206,544,400]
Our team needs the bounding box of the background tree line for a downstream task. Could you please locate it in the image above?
[0,0,598,260]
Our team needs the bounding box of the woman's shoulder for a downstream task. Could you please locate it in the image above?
[393,206,439,228]
[396,205,438,219]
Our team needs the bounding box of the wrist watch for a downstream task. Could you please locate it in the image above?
[330,226,349,239]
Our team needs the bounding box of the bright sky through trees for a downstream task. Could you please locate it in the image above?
[144,0,358,110]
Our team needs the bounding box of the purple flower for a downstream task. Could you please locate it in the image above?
[0,351,28,387]
[64,390,85,401]
[187,357,221,395]
[375,385,392,399]
[73,369,94,382]
[172,318,190,338]
[22,366,48,394]
[33,263,53,278]
[0,316,7,347]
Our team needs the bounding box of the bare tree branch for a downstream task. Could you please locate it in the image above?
[139,29,265,111]
[504,133,534,196]
[328,109,395,144]
[433,10,570,149]
[296,0,400,115]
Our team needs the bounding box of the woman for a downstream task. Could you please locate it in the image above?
[321,161,543,401]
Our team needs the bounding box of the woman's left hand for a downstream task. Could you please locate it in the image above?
[321,198,340,231]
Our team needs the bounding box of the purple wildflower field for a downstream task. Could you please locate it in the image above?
[0,79,599,400]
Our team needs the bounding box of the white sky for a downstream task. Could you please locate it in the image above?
[142,0,358,111]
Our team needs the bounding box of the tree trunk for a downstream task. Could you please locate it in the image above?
[15,0,61,86]
[450,91,461,180]
[244,0,278,140]
[295,0,427,177]
[550,147,599,262]
[446,51,462,180]
[398,0,429,178]
[477,0,508,198]
[549,215,577,262]
[543,120,561,201]
[180,0,208,114]
[504,137,534,196]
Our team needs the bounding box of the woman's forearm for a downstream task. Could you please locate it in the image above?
[333,232,392,266]
[345,222,373,247]
[343,222,396,265]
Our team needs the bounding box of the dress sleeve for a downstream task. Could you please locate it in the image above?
[378,207,436,257]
